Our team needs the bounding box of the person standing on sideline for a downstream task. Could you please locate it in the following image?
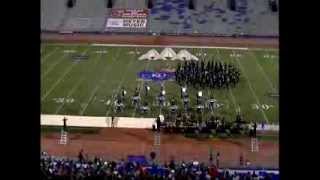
[62,117,67,132]
[156,116,161,132]
[111,115,115,128]
[253,122,257,137]
[262,121,265,132]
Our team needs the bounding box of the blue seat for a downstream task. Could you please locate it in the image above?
[154,16,161,20]
[177,8,185,14]
[162,4,173,12]
[197,19,207,24]
[260,11,266,15]
[160,15,171,20]
[184,24,192,29]
[156,2,163,6]
[172,0,181,3]
[150,8,159,14]
[206,2,215,9]
[178,3,186,8]
[169,21,181,25]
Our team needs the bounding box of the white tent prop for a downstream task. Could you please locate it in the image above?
[138,49,161,60]
[160,48,177,60]
[175,49,199,61]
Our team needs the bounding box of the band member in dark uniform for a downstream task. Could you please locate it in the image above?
[121,87,127,101]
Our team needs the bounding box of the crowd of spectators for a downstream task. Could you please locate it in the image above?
[41,151,278,180]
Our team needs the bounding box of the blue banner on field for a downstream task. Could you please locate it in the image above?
[138,71,175,81]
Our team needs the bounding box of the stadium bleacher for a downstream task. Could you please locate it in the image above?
[41,152,279,180]
[41,0,278,37]
[41,0,68,31]
[60,0,107,33]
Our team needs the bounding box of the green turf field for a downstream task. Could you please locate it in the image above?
[41,43,278,124]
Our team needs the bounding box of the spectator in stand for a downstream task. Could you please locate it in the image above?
[245,159,251,167]
[40,152,278,180]
[78,149,84,163]
[216,152,220,168]
[245,172,252,180]
[252,171,259,180]
[239,153,244,167]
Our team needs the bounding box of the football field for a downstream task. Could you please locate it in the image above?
[41,43,278,124]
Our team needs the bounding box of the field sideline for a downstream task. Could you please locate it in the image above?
[41,43,279,124]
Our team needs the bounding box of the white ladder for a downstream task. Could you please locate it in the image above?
[154,132,161,146]
[251,138,259,152]
[59,130,68,145]
[153,132,161,159]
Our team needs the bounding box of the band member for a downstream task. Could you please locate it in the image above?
[121,87,127,99]
[144,83,150,96]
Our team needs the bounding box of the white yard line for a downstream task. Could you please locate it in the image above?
[105,48,137,118]
[249,51,277,93]
[91,43,249,50]
[131,50,151,117]
[55,53,103,114]
[41,47,59,64]
[79,48,121,115]
[216,49,239,112]
[79,86,100,115]
[54,77,86,114]
[41,54,67,80]
[41,48,90,101]
[228,89,238,112]
[233,50,270,123]
[41,64,77,101]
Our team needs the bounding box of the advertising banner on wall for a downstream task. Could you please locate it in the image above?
[106,18,147,28]
[105,9,148,30]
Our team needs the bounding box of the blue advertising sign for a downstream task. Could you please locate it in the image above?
[138,71,175,81]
